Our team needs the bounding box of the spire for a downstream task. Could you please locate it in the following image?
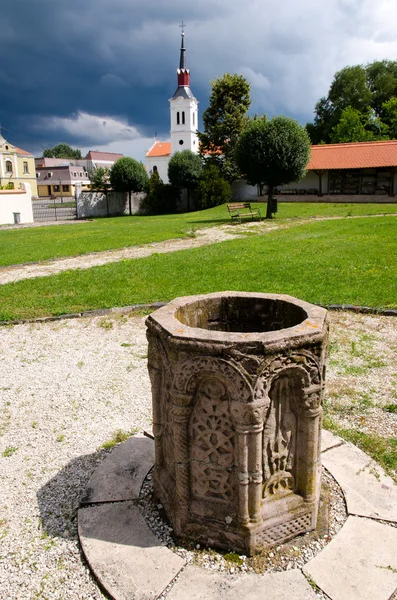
[179,30,186,70]
[177,22,190,88]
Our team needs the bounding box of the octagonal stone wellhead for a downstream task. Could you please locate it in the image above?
[145,292,329,555]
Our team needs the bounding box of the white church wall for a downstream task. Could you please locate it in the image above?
[146,156,170,184]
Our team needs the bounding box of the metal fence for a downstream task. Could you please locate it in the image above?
[32,197,77,222]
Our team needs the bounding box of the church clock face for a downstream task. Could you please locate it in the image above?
[179,139,184,145]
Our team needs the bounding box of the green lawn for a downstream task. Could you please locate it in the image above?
[0,215,396,321]
[1,201,397,267]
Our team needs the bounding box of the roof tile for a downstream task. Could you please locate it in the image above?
[147,141,171,157]
[307,140,397,170]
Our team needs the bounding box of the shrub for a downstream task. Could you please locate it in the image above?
[194,164,232,209]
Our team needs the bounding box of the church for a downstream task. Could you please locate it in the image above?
[146,29,199,183]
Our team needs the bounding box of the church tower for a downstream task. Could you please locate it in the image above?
[169,28,199,154]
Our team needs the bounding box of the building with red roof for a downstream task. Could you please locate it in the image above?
[236,140,397,201]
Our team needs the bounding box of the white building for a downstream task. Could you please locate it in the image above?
[146,31,199,182]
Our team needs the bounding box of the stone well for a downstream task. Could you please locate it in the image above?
[146,292,329,555]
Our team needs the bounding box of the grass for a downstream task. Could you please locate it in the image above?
[0,215,396,321]
[323,418,397,481]
[2,446,18,457]
[0,201,397,267]
[99,428,138,450]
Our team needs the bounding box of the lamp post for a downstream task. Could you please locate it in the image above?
[59,177,63,203]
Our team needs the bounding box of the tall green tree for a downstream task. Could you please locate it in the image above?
[366,60,397,119]
[42,143,82,159]
[198,73,251,182]
[235,116,311,219]
[110,157,148,215]
[381,97,397,139]
[307,60,397,144]
[331,106,384,144]
[168,150,203,212]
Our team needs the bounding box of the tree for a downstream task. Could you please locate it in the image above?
[366,60,397,119]
[307,60,397,144]
[42,143,82,159]
[198,73,251,182]
[140,170,179,215]
[235,116,311,219]
[110,157,148,215]
[330,107,376,143]
[381,97,397,139]
[89,166,110,192]
[194,164,232,209]
[167,150,203,211]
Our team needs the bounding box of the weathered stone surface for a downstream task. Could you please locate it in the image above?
[167,566,318,600]
[78,502,185,600]
[146,292,329,554]
[321,429,344,453]
[80,434,155,505]
[304,516,397,600]
[322,442,397,522]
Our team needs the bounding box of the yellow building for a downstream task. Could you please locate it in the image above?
[0,130,38,196]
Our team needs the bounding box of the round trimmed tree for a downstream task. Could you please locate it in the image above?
[235,116,311,218]
[168,150,203,212]
[110,157,148,215]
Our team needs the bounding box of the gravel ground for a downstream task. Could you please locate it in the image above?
[0,309,396,599]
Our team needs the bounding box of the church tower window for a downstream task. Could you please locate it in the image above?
[177,112,180,125]
[182,111,185,125]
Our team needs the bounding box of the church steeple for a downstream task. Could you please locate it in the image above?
[169,24,199,155]
[177,23,190,88]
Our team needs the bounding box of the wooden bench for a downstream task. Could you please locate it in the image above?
[227,202,261,224]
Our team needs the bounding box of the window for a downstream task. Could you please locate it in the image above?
[23,161,29,174]
[73,172,77,177]
[182,111,185,125]
[62,185,69,192]
[179,139,184,145]
[5,160,12,173]
[153,165,158,172]
[54,185,60,192]
[177,112,180,125]
[193,112,195,126]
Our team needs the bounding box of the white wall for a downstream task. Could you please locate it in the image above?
[146,156,170,184]
[0,183,33,225]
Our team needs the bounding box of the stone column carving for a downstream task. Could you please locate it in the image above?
[170,395,192,529]
[231,401,266,525]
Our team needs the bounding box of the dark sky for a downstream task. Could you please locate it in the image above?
[2,0,397,160]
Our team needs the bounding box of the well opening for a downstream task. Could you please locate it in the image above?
[175,297,307,333]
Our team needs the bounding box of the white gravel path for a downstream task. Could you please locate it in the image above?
[0,309,396,599]
[0,312,151,600]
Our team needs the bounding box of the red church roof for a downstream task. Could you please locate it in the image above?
[307,140,397,170]
[147,141,171,157]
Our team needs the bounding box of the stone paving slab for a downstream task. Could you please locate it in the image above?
[304,516,397,600]
[321,429,344,453]
[78,501,185,600]
[166,566,318,600]
[80,434,155,504]
[322,441,397,522]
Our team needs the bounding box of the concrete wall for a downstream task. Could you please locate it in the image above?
[77,190,144,218]
[0,182,34,225]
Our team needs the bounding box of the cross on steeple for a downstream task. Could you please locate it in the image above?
[180,21,186,34]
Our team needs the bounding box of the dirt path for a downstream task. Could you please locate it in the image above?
[0,214,395,285]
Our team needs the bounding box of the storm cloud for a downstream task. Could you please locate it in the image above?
[2,0,397,159]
